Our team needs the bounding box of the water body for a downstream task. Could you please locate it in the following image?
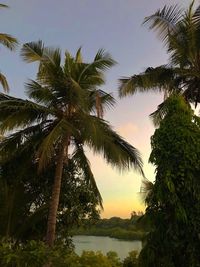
[73,235,142,260]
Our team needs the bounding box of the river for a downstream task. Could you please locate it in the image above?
[73,235,142,260]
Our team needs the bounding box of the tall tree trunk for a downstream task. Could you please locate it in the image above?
[46,138,69,247]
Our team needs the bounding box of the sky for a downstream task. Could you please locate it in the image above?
[1,0,191,218]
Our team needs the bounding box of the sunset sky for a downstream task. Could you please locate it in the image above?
[2,0,190,218]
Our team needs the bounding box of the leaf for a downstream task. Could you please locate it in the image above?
[75,47,83,63]
[143,4,183,43]
[0,33,18,50]
[21,40,44,63]
[0,72,9,93]
[72,142,103,207]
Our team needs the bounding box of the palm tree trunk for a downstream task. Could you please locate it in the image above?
[46,137,69,247]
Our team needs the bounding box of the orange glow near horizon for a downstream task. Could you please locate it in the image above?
[101,199,145,219]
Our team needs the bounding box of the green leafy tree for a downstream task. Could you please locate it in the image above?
[0,242,125,267]
[0,149,46,241]
[123,251,138,267]
[119,1,200,124]
[0,42,143,247]
[138,95,200,267]
[106,251,122,267]
[0,4,18,92]
[0,240,76,267]
[79,251,121,267]
[0,152,101,242]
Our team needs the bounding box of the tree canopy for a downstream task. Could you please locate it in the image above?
[139,95,200,267]
[0,4,18,92]
[0,42,143,246]
[119,1,200,124]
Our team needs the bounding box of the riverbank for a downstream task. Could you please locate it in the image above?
[70,216,147,241]
[71,227,145,241]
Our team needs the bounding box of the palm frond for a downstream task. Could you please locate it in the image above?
[119,66,175,97]
[78,49,116,83]
[72,143,103,207]
[193,3,200,24]
[69,77,88,108]
[36,48,64,88]
[81,115,144,175]
[0,72,9,92]
[167,2,199,67]
[97,90,116,109]
[41,47,61,67]
[185,0,196,24]
[0,98,50,133]
[75,47,83,63]
[95,90,103,118]
[80,73,105,90]
[64,50,74,75]
[143,5,183,43]
[150,100,169,127]
[0,93,18,101]
[182,77,200,107]
[0,4,8,8]
[140,178,154,205]
[88,89,115,118]
[21,40,44,63]
[168,28,190,66]
[25,80,58,105]
[112,132,144,175]
[0,123,45,161]
[37,119,77,170]
[149,93,187,126]
[93,49,117,70]
[0,33,18,50]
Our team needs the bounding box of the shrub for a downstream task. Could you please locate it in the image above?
[123,251,138,267]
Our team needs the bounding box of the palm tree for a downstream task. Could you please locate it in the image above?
[119,0,200,124]
[0,41,144,247]
[0,4,18,92]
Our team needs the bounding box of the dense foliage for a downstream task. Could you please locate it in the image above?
[0,240,139,267]
[139,95,200,267]
[0,151,101,242]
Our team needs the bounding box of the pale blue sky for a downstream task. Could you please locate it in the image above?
[1,0,191,217]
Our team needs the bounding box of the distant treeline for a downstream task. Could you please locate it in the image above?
[70,214,148,241]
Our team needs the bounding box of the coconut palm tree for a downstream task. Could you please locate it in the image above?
[0,41,144,247]
[0,4,18,92]
[119,0,200,124]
